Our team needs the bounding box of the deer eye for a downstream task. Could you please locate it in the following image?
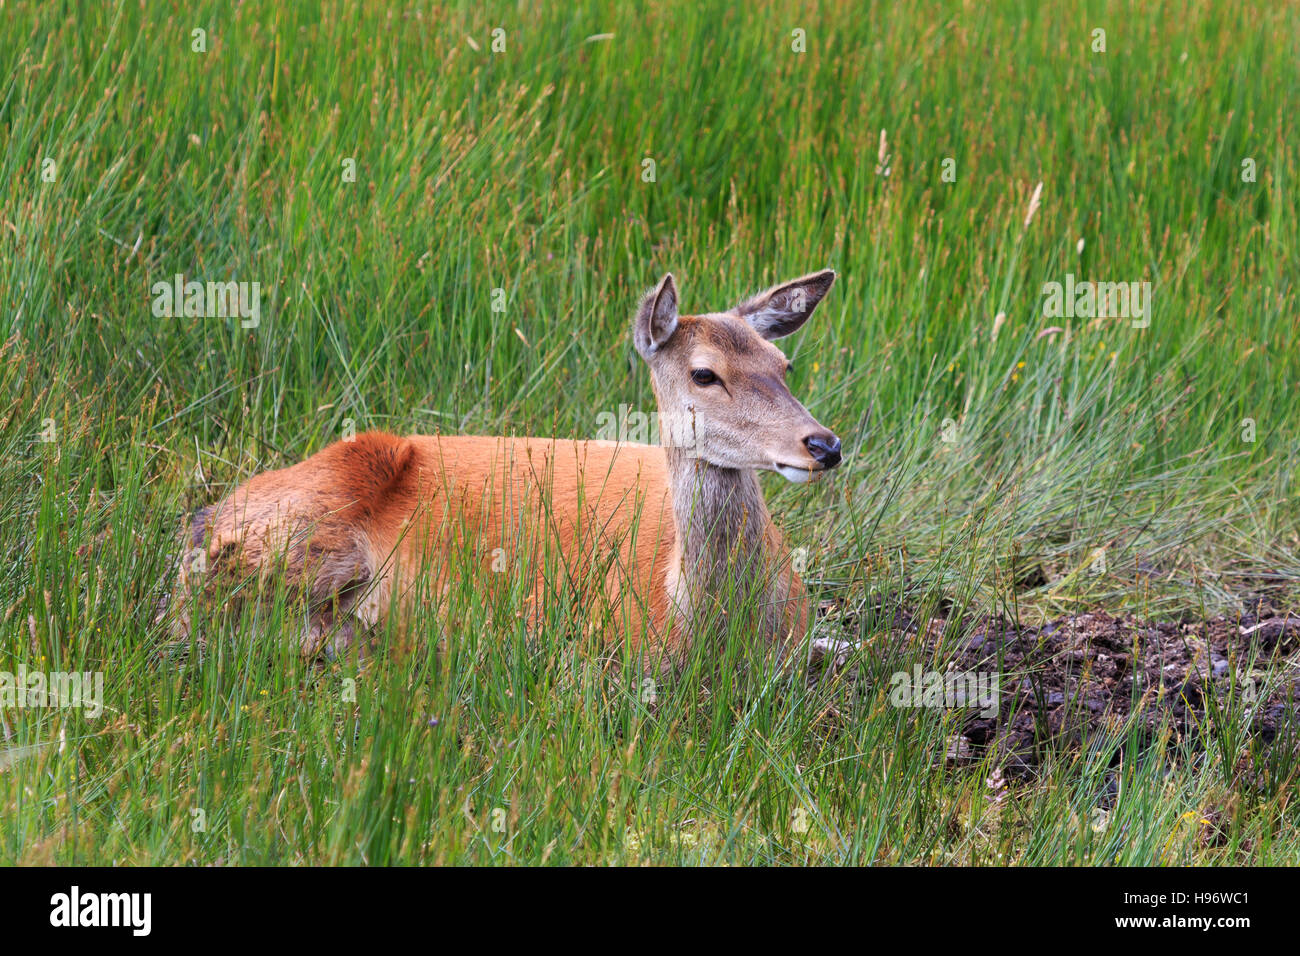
[690,368,720,387]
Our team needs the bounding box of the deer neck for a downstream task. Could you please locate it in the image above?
[662,445,775,629]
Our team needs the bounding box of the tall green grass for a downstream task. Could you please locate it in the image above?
[0,0,1297,864]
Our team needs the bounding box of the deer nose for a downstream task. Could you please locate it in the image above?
[804,433,842,468]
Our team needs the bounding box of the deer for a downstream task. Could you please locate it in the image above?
[166,270,845,670]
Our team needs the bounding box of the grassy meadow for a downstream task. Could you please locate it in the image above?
[1,0,1298,864]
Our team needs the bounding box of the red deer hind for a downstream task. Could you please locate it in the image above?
[168,271,844,667]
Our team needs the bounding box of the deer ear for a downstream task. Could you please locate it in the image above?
[737,269,836,340]
[633,273,679,356]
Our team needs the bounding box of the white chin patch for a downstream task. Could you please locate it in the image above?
[775,463,816,483]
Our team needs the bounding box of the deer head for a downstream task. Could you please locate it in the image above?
[633,270,842,481]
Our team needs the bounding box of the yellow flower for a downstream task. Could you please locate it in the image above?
[1016,361,1025,369]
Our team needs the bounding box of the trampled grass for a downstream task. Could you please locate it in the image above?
[1,0,1297,864]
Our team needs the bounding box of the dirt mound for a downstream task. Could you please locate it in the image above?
[850,605,1300,780]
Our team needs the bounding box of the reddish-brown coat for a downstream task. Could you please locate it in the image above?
[178,431,785,655]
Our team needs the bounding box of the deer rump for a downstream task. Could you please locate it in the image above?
[171,432,703,656]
